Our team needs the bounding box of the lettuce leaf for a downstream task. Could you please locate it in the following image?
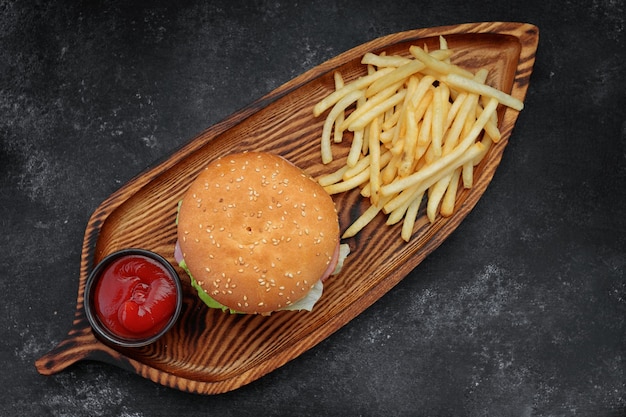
[179,258,323,314]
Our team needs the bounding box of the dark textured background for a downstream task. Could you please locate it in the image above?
[1,0,625,416]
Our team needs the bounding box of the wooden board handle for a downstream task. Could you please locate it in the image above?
[35,317,130,375]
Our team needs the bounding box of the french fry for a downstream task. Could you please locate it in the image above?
[462,160,474,188]
[443,73,523,111]
[415,100,433,160]
[365,60,424,98]
[341,195,393,239]
[318,165,350,187]
[413,86,434,124]
[428,49,454,61]
[401,190,425,241]
[431,83,449,157]
[324,168,370,195]
[347,129,364,167]
[441,91,476,155]
[409,75,435,108]
[381,152,401,184]
[398,103,419,177]
[386,197,411,225]
[427,172,453,223]
[382,107,402,131]
[445,91,467,130]
[321,89,364,163]
[440,167,461,216]
[439,35,448,51]
[361,52,411,68]
[369,117,382,205]
[333,72,346,144]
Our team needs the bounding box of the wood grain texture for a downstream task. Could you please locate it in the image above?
[35,22,539,394]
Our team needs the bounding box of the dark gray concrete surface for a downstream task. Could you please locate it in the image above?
[1,1,624,416]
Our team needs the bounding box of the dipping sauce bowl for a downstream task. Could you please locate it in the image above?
[84,249,183,348]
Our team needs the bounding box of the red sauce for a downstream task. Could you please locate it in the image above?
[93,254,178,340]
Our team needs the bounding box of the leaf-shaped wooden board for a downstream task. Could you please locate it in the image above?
[35,22,538,394]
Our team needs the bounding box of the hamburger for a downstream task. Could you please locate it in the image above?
[174,152,348,314]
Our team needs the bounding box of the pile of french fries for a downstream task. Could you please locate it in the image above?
[314,37,523,242]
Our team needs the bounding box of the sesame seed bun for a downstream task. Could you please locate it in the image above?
[177,152,340,314]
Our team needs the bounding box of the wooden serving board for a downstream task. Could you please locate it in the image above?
[35,22,539,394]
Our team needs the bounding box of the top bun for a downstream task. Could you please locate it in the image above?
[177,152,340,314]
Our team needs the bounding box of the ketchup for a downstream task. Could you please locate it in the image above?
[93,254,178,340]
